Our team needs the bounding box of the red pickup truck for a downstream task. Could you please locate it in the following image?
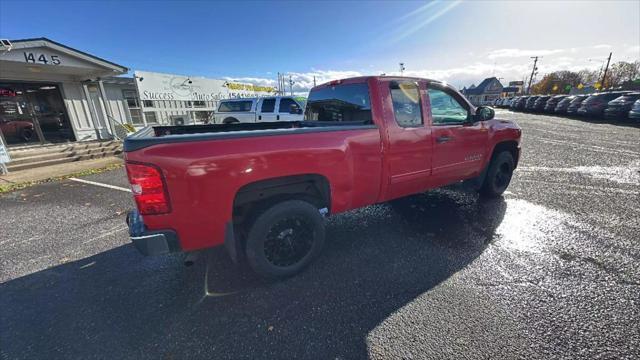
[124,76,521,278]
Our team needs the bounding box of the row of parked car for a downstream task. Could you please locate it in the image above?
[493,91,640,120]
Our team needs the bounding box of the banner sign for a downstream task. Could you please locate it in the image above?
[134,70,276,102]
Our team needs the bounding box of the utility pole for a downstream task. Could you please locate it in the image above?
[277,72,281,95]
[289,75,295,96]
[313,76,316,87]
[600,52,612,90]
[526,56,539,94]
[399,62,405,76]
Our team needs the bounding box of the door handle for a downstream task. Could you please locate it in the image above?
[436,135,452,144]
[258,115,262,121]
[277,115,280,120]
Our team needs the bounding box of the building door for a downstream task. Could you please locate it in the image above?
[0,82,74,145]
[23,83,75,143]
[257,98,277,121]
[86,84,111,139]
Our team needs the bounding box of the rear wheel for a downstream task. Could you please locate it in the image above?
[480,151,514,197]
[245,200,325,278]
[20,127,34,142]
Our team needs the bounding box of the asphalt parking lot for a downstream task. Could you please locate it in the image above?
[1,111,639,359]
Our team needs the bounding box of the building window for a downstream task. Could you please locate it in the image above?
[144,111,157,123]
[193,101,206,108]
[191,111,213,123]
[122,90,139,108]
[143,100,154,108]
[122,90,144,125]
[129,109,143,124]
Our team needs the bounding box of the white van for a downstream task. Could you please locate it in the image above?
[214,96,306,124]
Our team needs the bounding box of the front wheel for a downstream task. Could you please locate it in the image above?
[245,200,326,279]
[480,151,514,197]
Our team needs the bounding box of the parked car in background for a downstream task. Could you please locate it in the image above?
[628,99,640,121]
[566,95,589,115]
[502,97,514,108]
[604,92,640,119]
[532,95,551,112]
[554,95,577,114]
[524,96,540,111]
[514,96,528,111]
[509,96,520,110]
[0,119,35,142]
[214,96,306,124]
[577,91,630,117]
[544,95,569,112]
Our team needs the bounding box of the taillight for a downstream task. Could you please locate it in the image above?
[125,162,171,215]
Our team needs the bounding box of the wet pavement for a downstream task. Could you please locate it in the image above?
[1,111,639,359]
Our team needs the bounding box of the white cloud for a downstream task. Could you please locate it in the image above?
[228,43,639,95]
[226,69,364,95]
[487,48,565,59]
[625,44,640,55]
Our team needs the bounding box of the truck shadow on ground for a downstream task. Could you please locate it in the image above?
[1,187,507,359]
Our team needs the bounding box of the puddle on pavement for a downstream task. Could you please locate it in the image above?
[492,199,570,253]
[518,161,640,185]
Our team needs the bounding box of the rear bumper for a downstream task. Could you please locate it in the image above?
[126,210,181,256]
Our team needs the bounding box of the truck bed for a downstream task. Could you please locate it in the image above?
[124,121,375,152]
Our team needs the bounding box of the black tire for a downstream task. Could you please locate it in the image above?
[245,200,325,278]
[21,127,34,142]
[223,118,239,124]
[480,151,514,197]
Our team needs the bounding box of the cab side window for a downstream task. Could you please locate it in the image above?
[428,88,469,125]
[261,98,275,113]
[278,98,296,113]
[390,81,423,127]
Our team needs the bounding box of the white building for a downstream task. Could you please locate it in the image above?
[0,38,276,149]
[0,38,131,146]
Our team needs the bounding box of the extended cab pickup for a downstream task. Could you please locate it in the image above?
[124,76,522,278]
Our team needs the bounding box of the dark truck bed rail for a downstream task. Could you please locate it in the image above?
[124,121,375,152]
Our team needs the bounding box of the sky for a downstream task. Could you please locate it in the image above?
[1,0,639,93]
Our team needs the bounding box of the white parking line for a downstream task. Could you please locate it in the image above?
[68,177,131,193]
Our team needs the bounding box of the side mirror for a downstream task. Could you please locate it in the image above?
[476,106,495,121]
[289,104,302,114]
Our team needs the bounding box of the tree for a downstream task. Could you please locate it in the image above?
[605,61,640,88]
[531,71,582,94]
[578,69,599,85]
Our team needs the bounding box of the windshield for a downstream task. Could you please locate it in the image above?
[304,83,372,123]
[617,94,640,102]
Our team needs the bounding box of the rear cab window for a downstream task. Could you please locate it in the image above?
[218,100,253,112]
[304,83,372,124]
[390,81,423,127]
